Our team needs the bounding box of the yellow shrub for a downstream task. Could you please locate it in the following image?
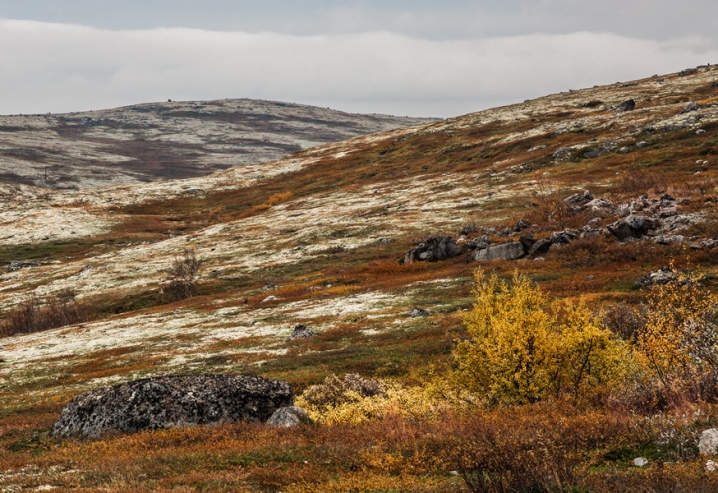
[637,277,718,400]
[450,271,632,405]
[295,374,446,425]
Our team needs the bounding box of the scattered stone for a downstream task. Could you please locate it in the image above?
[585,197,613,211]
[564,190,594,207]
[615,99,636,112]
[552,147,573,160]
[407,308,430,317]
[474,241,525,261]
[549,229,580,245]
[707,460,718,472]
[581,100,604,108]
[654,235,685,245]
[617,146,630,154]
[266,406,310,428]
[262,295,282,303]
[633,457,649,467]
[635,141,650,148]
[403,236,460,263]
[528,144,547,152]
[681,102,701,113]
[698,239,718,250]
[528,239,552,256]
[606,215,661,241]
[466,235,490,250]
[8,261,41,272]
[52,375,293,439]
[697,129,707,135]
[636,267,677,287]
[514,220,532,232]
[699,429,718,455]
[679,68,698,76]
[289,324,315,340]
[519,234,536,252]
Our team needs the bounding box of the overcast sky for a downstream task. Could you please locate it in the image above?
[1,1,717,117]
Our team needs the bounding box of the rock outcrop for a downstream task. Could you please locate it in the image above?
[403,236,460,263]
[52,375,292,439]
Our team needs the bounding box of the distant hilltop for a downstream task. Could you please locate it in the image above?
[0,98,437,189]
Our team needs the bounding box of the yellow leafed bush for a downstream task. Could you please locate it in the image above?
[637,276,718,402]
[450,271,632,405]
[295,374,446,425]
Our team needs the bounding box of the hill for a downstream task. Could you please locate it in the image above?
[0,99,434,188]
[0,65,717,491]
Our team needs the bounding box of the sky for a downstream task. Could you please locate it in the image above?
[0,1,717,118]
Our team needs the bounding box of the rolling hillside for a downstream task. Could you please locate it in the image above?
[0,99,434,188]
[1,65,718,491]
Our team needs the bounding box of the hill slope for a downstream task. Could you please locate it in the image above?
[0,99,434,188]
[0,65,717,491]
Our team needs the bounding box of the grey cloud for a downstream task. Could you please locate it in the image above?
[0,20,716,117]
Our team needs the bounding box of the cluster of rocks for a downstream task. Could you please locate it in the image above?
[52,375,298,439]
[402,190,716,265]
[402,235,460,263]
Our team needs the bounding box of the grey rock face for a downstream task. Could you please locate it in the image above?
[474,241,525,261]
[52,375,293,439]
[700,429,718,455]
[606,215,661,241]
[403,236,460,263]
[266,406,311,428]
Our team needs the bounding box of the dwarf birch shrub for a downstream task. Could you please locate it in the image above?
[296,374,445,425]
[637,278,718,402]
[450,271,632,405]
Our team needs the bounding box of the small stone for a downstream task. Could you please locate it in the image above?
[262,295,282,303]
[266,406,311,428]
[633,457,649,467]
[706,460,717,472]
[636,141,650,148]
[289,325,315,340]
[615,99,636,112]
[681,102,701,113]
[696,129,706,135]
[699,428,718,455]
[407,308,430,317]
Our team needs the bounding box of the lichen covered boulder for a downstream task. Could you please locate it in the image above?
[52,374,292,439]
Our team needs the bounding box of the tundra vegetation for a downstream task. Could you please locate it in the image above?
[1,66,718,491]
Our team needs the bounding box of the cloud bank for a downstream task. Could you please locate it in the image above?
[1,19,716,117]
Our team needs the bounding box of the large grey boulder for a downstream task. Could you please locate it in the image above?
[52,375,292,439]
[403,236,460,263]
[474,241,525,261]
